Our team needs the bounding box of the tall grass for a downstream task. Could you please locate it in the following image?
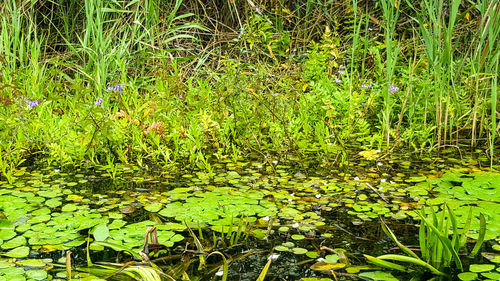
[0,0,498,175]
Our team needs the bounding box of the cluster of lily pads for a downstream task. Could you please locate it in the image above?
[0,159,498,280]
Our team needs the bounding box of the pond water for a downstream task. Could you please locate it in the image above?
[0,152,499,280]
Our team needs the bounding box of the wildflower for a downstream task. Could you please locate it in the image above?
[292,222,299,228]
[262,216,270,221]
[94,98,103,106]
[381,178,387,183]
[271,160,278,165]
[338,65,345,75]
[23,97,41,109]
[377,162,383,166]
[315,194,321,199]
[388,84,400,94]
[215,268,224,276]
[335,78,341,84]
[361,84,372,89]
[268,254,280,261]
[107,82,125,93]
[354,176,360,181]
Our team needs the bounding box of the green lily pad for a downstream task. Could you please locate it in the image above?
[25,269,48,280]
[291,234,305,240]
[458,272,479,281]
[45,198,62,208]
[61,204,78,212]
[359,271,399,281]
[0,230,16,241]
[306,251,320,259]
[481,272,500,280]
[16,259,46,268]
[3,246,30,258]
[292,247,308,255]
[325,254,339,264]
[274,246,289,251]
[1,236,27,249]
[470,264,495,272]
[144,202,163,213]
[92,224,109,241]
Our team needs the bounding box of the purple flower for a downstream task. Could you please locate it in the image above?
[361,84,372,89]
[23,97,41,109]
[94,98,103,106]
[335,78,342,84]
[338,65,345,75]
[107,82,125,93]
[388,84,400,94]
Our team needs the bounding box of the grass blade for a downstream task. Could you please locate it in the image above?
[380,219,420,259]
[470,213,486,256]
[364,254,407,271]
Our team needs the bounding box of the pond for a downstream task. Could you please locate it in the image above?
[0,152,499,281]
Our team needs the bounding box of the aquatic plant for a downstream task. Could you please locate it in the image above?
[365,204,487,279]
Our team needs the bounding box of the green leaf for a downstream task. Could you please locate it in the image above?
[92,224,109,242]
[457,272,478,281]
[470,213,486,256]
[1,236,27,249]
[364,254,407,272]
[359,271,399,281]
[469,264,495,272]
[3,246,30,258]
[325,254,339,264]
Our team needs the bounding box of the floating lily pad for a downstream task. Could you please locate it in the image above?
[470,264,495,272]
[359,271,399,281]
[292,247,308,255]
[306,251,320,259]
[3,246,30,258]
[16,259,46,268]
[481,272,500,280]
[144,202,163,213]
[458,272,479,281]
[92,224,109,241]
[25,269,48,280]
[1,236,27,249]
[274,246,289,252]
[291,234,305,240]
[325,254,339,264]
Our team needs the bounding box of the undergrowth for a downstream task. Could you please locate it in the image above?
[0,0,498,181]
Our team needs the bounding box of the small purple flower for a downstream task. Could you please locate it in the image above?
[335,78,342,84]
[107,82,125,93]
[338,65,345,75]
[361,84,372,89]
[23,97,41,109]
[388,84,400,94]
[94,98,103,106]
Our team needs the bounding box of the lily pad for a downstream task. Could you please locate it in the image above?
[16,259,46,268]
[359,271,399,281]
[469,264,495,272]
[3,246,30,258]
[481,272,500,280]
[1,236,27,249]
[458,272,478,281]
[292,247,308,255]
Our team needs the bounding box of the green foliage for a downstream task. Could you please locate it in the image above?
[366,204,487,279]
